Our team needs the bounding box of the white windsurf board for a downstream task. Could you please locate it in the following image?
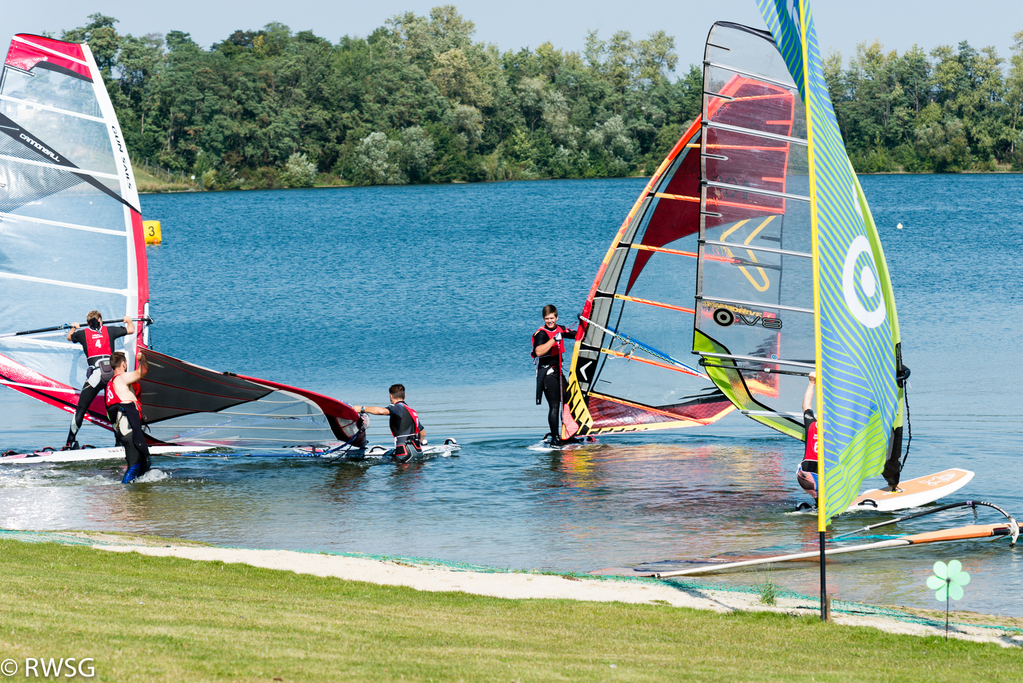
[0,445,213,464]
[847,468,974,513]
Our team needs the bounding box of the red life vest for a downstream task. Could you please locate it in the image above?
[532,325,566,358]
[804,419,818,463]
[83,328,112,359]
[391,402,422,438]
[105,382,119,411]
[105,377,141,416]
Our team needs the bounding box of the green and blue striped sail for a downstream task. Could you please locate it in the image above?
[758,0,901,525]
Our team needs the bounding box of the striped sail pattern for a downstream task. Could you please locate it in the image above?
[561,119,735,438]
[758,0,901,523]
[0,34,148,429]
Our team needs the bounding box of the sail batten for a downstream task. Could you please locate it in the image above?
[0,94,107,122]
[0,272,129,294]
[0,154,123,181]
[703,61,802,91]
[704,180,809,203]
[700,240,810,258]
[0,212,129,235]
[696,295,813,314]
[700,352,814,368]
[704,121,807,145]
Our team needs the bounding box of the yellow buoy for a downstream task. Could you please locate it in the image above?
[143,220,162,245]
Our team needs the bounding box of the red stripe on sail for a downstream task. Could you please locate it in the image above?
[7,35,91,80]
[0,352,112,430]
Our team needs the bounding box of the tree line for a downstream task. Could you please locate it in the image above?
[55,9,1023,189]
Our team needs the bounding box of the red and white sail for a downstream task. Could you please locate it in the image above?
[0,35,365,449]
[0,34,147,430]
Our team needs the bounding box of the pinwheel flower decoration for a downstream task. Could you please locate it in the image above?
[927,560,970,639]
[927,560,970,601]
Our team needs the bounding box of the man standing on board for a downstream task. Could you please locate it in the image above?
[64,311,135,450]
[105,351,152,483]
[355,384,427,463]
[532,305,578,447]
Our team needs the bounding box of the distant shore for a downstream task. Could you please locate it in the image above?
[134,169,1023,195]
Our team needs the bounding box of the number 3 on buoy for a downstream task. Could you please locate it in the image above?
[143,220,162,245]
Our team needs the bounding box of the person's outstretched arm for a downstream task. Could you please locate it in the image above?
[802,372,816,412]
[355,405,390,416]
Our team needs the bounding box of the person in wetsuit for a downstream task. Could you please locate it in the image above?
[355,384,427,463]
[795,371,819,503]
[106,351,152,483]
[532,304,578,447]
[64,310,135,450]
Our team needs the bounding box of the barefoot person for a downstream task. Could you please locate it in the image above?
[355,384,427,463]
[64,311,135,450]
[796,372,819,503]
[532,305,577,446]
[105,351,151,483]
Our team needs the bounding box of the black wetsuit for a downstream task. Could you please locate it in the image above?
[532,325,578,442]
[386,402,424,463]
[66,325,128,446]
[108,395,151,481]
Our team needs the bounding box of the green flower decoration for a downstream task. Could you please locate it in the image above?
[926,560,970,601]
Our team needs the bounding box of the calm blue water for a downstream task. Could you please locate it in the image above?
[3,175,1023,618]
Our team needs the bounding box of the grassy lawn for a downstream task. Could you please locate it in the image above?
[0,539,1020,682]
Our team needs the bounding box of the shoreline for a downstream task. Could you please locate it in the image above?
[9,528,1022,649]
[135,169,1023,194]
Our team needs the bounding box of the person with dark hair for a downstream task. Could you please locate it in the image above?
[63,310,135,450]
[105,350,151,483]
[532,304,578,446]
[355,384,427,463]
[796,371,819,503]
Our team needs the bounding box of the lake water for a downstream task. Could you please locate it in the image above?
[3,174,1023,618]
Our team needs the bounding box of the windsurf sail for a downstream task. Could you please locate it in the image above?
[0,34,148,430]
[136,349,365,449]
[0,35,366,451]
[692,9,906,524]
[561,118,736,438]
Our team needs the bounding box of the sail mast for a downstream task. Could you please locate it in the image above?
[795,0,829,620]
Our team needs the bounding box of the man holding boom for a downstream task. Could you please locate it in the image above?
[63,310,135,450]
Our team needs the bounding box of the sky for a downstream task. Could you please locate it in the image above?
[1,1,1020,69]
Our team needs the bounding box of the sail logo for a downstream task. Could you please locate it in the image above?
[18,133,61,163]
[713,308,782,329]
[841,235,886,329]
[110,124,134,190]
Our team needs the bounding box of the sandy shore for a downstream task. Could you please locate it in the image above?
[76,535,1021,649]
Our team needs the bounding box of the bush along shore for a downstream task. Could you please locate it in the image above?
[52,8,1023,193]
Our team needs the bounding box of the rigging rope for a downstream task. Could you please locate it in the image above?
[901,381,912,473]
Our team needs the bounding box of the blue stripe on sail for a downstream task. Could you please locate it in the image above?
[758,0,899,522]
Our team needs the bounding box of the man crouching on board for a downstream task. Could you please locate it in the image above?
[354,384,427,463]
[796,371,819,504]
[105,351,152,483]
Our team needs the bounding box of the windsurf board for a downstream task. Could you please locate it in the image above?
[0,445,213,464]
[847,468,974,513]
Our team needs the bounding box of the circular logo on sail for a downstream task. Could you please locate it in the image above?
[842,235,886,328]
[713,308,734,326]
